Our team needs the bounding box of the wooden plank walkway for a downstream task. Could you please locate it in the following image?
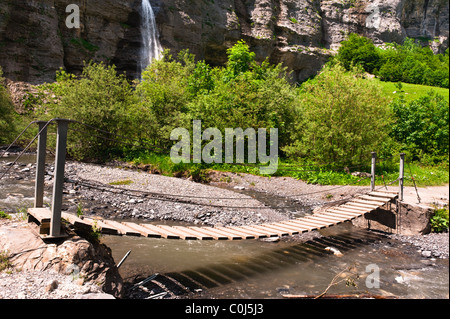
[28,191,398,241]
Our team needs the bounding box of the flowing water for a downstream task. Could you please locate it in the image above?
[139,0,162,76]
[1,156,448,299]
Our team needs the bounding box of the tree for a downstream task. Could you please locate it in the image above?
[337,33,382,74]
[285,64,391,167]
[0,67,17,145]
[390,92,449,163]
[40,62,141,160]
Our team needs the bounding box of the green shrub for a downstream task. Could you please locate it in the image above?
[136,50,194,150]
[39,62,143,161]
[336,34,449,88]
[336,33,382,74]
[0,67,17,145]
[284,63,391,167]
[390,92,449,163]
[431,208,449,233]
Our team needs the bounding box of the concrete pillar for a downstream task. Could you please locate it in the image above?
[371,152,377,191]
[34,121,48,208]
[50,120,69,237]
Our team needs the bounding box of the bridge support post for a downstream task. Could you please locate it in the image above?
[50,119,69,237]
[34,121,48,208]
[399,153,405,202]
[371,152,377,191]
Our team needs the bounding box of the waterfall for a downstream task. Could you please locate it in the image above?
[140,0,162,76]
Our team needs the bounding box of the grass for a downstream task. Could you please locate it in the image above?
[0,211,11,220]
[0,251,12,272]
[109,179,134,186]
[376,79,449,103]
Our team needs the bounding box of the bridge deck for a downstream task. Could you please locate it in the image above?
[28,191,398,241]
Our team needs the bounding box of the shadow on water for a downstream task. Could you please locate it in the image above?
[103,222,448,299]
[116,225,377,298]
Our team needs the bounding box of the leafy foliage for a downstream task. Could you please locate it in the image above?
[390,92,449,164]
[284,64,391,167]
[431,208,449,233]
[335,34,449,88]
[39,62,142,160]
[0,67,17,145]
[336,33,382,74]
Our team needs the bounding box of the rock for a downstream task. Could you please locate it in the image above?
[45,280,59,293]
[78,293,116,299]
[325,246,343,257]
[1,0,447,90]
[0,220,124,298]
[421,250,432,258]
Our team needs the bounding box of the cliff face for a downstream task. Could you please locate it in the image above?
[0,0,448,85]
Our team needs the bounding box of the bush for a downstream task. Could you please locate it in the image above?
[390,92,449,163]
[0,67,17,145]
[39,62,142,161]
[431,208,449,233]
[336,34,449,88]
[285,64,391,167]
[188,41,297,151]
[336,33,382,74]
[136,50,195,150]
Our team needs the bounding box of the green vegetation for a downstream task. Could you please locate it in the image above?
[0,250,12,272]
[376,80,449,103]
[5,39,449,187]
[0,211,12,220]
[431,208,449,233]
[336,34,449,88]
[109,180,134,186]
[0,67,18,145]
[284,64,390,168]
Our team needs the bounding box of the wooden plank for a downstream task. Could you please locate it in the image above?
[123,223,162,238]
[298,217,331,227]
[102,220,141,237]
[284,220,320,230]
[310,214,346,223]
[82,217,119,236]
[358,195,391,203]
[233,226,271,238]
[173,226,214,240]
[246,224,290,237]
[214,226,255,240]
[250,224,295,236]
[368,191,398,199]
[352,199,387,206]
[156,225,197,240]
[339,204,371,213]
[238,225,279,238]
[327,209,363,217]
[345,202,380,210]
[335,206,369,214]
[187,227,230,241]
[28,208,51,224]
[140,224,181,240]
[279,220,314,231]
[375,190,399,195]
[198,227,243,240]
[269,222,309,234]
[304,216,337,226]
[317,212,359,220]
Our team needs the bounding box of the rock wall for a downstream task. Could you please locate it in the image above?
[0,0,448,84]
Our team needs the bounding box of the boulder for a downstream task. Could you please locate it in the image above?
[0,219,123,298]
